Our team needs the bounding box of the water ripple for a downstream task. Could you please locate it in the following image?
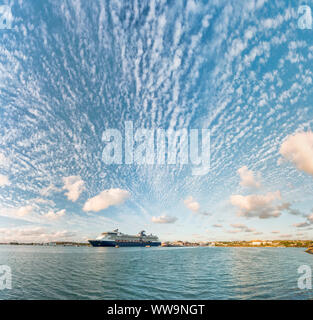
[0,246,313,300]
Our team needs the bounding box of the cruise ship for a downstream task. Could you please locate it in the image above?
[88,229,161,247]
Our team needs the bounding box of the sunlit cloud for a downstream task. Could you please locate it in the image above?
[62,176,85,202]
[183,196,200,212]
[293,213,313,228]
[43,209,66,221]
[15,205,34,217]
[152,215,177,224]
[230,191,283,219]
[40,184,60,197]
[212,224,223,228]
[237,166,261,188]
[280,131,313,175]
[0,174,10,187]
[0,227,77,242]
[230,223,255,233]
[83,189,130,212]
[0,153,9,167]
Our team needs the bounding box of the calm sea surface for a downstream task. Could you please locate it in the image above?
[0,245,313,300]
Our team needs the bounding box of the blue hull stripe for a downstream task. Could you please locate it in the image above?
[89,240,161,247]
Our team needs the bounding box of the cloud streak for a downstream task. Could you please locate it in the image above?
[0,227,77,242]
[43,209,66,221]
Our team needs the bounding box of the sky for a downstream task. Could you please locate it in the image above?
[1,0,313,243]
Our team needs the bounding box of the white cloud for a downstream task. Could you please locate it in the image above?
[0,205,35,221]
[230,223,255,233]
[183,196,200,212]
[83,188,130,212]
[16,205,34,217]
[293,212,313,228]
[43,209,66,221]
[0,174,10,187]
[62,176,85,202]
[202,14,211,28]
[0,153,9,167]
[230,191,282,219]
[279,234,292,238]
[226,229,241,234]
[0,227,76,242]
[280,131,313,175]
[212,224,223,228]
[308,213,313,222]
[40,184,59,196]
[237,166,261,188]
[33,198,55,206]
[151,215,177,224]
[0,205,34,218]
[293,222,310,228]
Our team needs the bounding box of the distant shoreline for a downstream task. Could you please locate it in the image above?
[1,239,312,248]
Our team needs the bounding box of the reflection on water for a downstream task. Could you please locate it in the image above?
[0,246,312,300]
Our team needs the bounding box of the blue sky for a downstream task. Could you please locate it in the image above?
[1,0,313,242]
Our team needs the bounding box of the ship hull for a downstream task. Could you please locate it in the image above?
[89,240,161,247]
